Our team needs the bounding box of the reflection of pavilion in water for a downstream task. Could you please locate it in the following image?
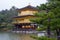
[13,5,38,31]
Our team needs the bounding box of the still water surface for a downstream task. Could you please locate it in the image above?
[0,32,35,40]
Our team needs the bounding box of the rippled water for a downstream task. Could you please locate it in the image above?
[0,32,35,40]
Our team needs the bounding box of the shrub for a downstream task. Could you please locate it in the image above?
[30,35,56,40]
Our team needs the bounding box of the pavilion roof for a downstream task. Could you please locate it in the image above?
[13,15,36,18]
[18,5,39,11]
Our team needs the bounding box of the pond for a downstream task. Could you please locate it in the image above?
[0,32,35,40]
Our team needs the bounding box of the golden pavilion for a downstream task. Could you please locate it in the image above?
[13,5,39,31]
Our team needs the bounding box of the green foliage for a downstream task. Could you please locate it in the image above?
[36,36,56,40]
[30,35,37,39]
[30,35,56,40]
[6,23,14,29]
[30,0,60,39]
[36,27,47,31]
[0,6,18,29]
[31,0,60,31]
[37,4,47,10]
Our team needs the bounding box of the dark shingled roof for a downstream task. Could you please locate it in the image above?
[18,5,38,11]
[14,15,36,18]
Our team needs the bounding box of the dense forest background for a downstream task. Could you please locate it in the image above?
[0,6,18,30]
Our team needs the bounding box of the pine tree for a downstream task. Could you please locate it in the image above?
[31,0,60,39]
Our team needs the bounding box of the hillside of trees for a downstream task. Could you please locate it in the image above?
[0,6,18,30]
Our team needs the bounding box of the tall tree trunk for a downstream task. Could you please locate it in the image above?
[47,17,51,38]
[47,25,51,38]
[56,28,60,40]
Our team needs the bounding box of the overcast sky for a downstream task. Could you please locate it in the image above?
[0,0,47,10]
